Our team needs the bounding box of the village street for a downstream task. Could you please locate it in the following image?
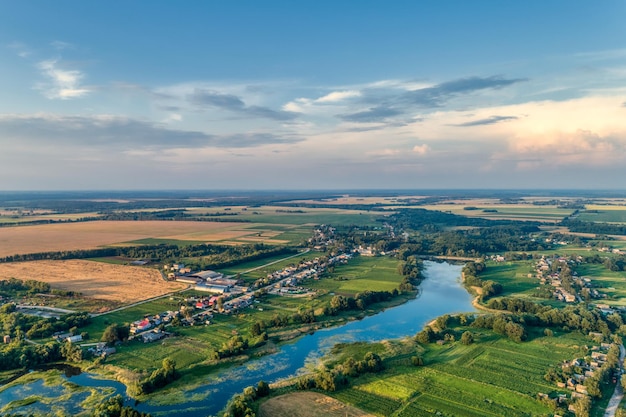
[604,344,626,417]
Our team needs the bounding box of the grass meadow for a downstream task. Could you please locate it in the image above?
[326,330,589,417]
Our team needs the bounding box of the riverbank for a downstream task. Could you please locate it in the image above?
[1,261,473,416]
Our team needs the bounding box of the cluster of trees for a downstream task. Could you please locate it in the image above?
[101,323,130,345]
[484,297,625,336]
[131,359,179,395]
[0,242,294,270]
[563,219,626,236]
[0,278,50,295]
[462,262,503,299]
[327,291,396,315]
[98,209,243,221]
[222,380,270,417]
[604,256,626,272]
[296,351,384,393]
[414,315,475,344]
[397,256,422,292]
[470,314,528,342]
[218,335,249,358]
[91,395,152,417]
[0,342,62,369]
[0,303,91,342]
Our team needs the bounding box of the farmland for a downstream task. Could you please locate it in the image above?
[306,256,403,296]
[419,203,574,223]
[323,330,589,417]
[258,392,374,417]
[0,220,248,257]
[0,206,384,258]
[0,260,185,306]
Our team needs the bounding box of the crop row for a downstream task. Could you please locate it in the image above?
[432,363,549,397]
[332,387,401,416]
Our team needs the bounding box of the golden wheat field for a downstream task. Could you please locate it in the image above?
[0,220,248,257]
[0,260,185,303]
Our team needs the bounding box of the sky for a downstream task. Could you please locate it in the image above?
[1,1,626,190]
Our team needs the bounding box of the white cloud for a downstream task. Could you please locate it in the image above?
[315,90,361,103]
[366,148,401,157]
[36,59,91,99]
[412,144,430,155]
[7,42,31,58]
[51,41,74,50]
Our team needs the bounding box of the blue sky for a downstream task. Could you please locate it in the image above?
[1,1,625,190]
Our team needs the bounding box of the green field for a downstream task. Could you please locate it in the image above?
[577,263,626,306]
[307,256,403,296]
[477,261,540,299]
[328,330,589,417]
[578,210,626,224]
[420,204,574,223]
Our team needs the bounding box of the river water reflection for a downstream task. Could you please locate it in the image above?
[0,261,475,416]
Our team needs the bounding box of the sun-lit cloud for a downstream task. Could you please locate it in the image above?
[412,144,430,155]
[315,90,361,103]
[36,59,91,99]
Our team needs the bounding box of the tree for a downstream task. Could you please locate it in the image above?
[256,380,270,397]
[60,342,82,362]
[250,321,262,337]
[101,323,127,345]
[415,326,435,344]
[461,331,474,345]
[571,395,591,417]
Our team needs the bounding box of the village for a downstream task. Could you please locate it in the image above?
[540,338,623,416]
[116,226,357,349]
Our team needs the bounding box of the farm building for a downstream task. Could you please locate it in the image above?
[195,284,231,293]
[190,270,224,280]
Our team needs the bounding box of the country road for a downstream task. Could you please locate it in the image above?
[604,344,625,417]
[91,248,311,318]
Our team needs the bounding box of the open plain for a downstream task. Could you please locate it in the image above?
[0,259,185,303]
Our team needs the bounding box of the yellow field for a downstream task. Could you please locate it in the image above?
[0,260,185,303]
[0,220,250,257]
[258,392,374,417]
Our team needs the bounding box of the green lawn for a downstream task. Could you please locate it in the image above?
[307,256,403,296]
[479,261,540,298]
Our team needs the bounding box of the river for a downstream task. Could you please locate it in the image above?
[0,261,475,416]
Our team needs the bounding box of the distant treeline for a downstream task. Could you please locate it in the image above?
[0,243,296,267]
[562,219,626,236]
[386,208,539,231]
[0,211,251,228]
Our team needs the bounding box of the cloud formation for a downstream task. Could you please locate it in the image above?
[452,115,518,127]
[0,114,299,150]
[189,89,297,121]
[36,59,91,99]
[331,75,526,124]
[339,106,403,123]
[400,76,526,107]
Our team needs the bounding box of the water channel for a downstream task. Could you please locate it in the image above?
[0,261,476,416]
